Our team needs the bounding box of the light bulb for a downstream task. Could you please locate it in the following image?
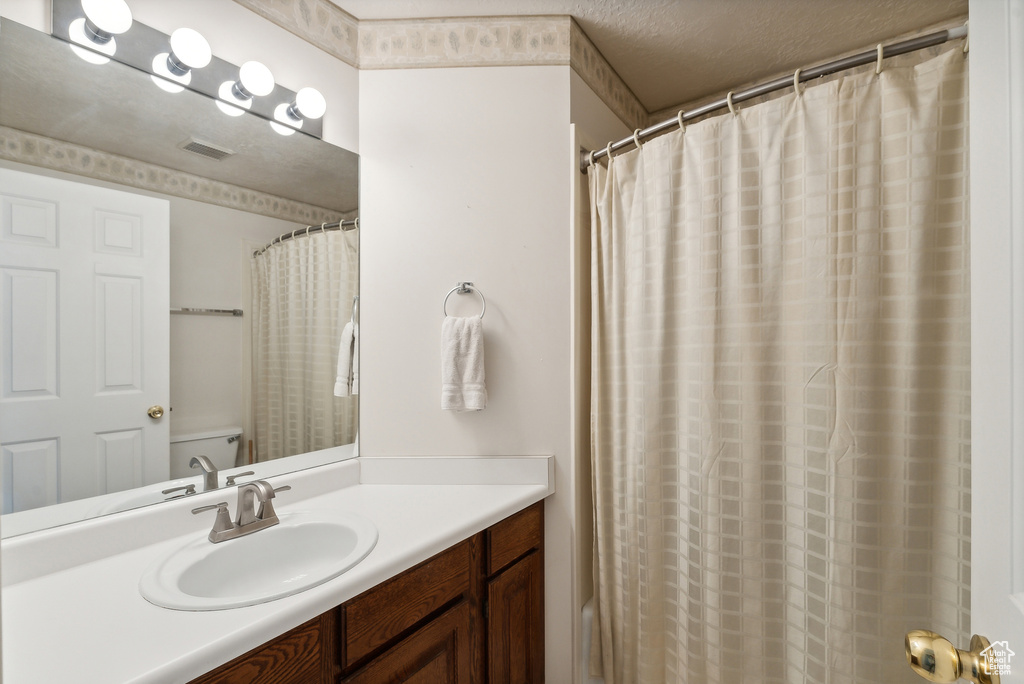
[81,0,132,44]
[167,28,211,76]
[232,61,274,100]
[68,17,114,63]
[151,53,187,93]
[288,87,327,120]
[217,80,250,116]
[274,103,303,131]
[270,120,296,136]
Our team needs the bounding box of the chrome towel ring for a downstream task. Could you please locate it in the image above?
[443,282,486,319]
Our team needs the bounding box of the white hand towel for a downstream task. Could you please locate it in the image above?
[334,321,355,397]
[441,316,486,411]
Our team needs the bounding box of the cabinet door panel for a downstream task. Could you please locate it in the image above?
[488,551,544,684]
[344,538,471,667]
[486,502,543,576]
[188,615,330,684]
[343,600,473,684]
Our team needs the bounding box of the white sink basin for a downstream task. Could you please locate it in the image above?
[139,510,377,611]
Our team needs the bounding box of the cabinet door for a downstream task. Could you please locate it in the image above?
[187,614,335,684]
[487,551,543,684]
[343,600,473,684]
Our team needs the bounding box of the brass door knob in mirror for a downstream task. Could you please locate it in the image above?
[147,405,165,419]
[906,630,1001,684]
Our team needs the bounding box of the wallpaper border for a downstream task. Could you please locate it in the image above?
[0,126,343,225]
[229,1,648,130]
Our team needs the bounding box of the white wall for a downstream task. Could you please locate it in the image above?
[359,64,575,682]
[0,0,359,152]
[571,70,635,152]
[168,199,296,451]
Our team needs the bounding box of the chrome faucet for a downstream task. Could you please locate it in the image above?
[189,455,218,491]
[191,479,291,543]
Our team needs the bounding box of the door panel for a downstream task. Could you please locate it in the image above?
[343,601,473,684]
[0,166,169,512]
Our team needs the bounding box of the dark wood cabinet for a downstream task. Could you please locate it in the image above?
[487,551,544,684]
[342,600,473,684]
[186,501,544,684]
[342,539,473,669]
[187,613,337,684]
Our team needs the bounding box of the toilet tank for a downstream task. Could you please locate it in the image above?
[169,427,242,479]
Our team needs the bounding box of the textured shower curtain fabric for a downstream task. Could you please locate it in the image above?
[251,229,358,460]
[589,47,968,684]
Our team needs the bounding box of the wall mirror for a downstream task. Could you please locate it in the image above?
[0,16,359,537]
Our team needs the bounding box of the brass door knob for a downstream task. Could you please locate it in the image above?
[147,405,165,419]
[906,630,1001,684]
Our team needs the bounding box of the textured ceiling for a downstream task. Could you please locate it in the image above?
[0,18,358,212]
[334,0,968,112]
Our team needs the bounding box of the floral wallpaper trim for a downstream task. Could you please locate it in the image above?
[232,0,359,67]
[567,19,647,131]
[0,127,342,225]
[357,16,570,68]
[229,2,647,130]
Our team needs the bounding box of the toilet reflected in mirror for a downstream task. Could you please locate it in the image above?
[169,428,242,481]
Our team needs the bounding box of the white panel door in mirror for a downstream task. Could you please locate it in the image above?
[1,267,58,400]
[97,429,143,494]
[0,167,170,511]
[94,210,141,256]
[1,440,59,514]
[1,193,57,247]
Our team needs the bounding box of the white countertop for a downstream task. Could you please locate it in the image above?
[1,455,553,684]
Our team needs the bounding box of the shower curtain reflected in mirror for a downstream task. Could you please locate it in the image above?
[250,228,358,461]
[588,46,969,684]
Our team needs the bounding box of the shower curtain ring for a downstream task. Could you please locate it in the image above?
[588,150,596,167]
[604,141,614,163]
[875,44,884,74]
[633,129,643,149]
[793,68,803,95]
[727,91,737,115]
[677,110,685,132]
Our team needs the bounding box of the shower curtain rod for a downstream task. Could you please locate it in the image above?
[580,24,969,173]
[252,217,359,257]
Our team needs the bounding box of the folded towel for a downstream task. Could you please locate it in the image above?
[441,316,486,411]
[334,321,355,397]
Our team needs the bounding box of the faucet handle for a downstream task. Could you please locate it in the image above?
[225,471,255,486]
[257,484,291,521]
[192,501,234,541]
[192,502,229,514]
[162,484,197,499]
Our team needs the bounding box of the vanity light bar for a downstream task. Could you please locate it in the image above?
[49,0,325,139]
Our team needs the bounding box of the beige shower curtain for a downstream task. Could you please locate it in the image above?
[589,46,969,684]
[251,228,358,461]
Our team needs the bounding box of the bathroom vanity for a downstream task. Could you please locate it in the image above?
[189,501,543,683]
[1,455,552,683]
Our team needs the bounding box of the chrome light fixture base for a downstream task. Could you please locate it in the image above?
[50,0,324,139]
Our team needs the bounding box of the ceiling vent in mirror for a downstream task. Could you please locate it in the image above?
[178,137,235,161]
